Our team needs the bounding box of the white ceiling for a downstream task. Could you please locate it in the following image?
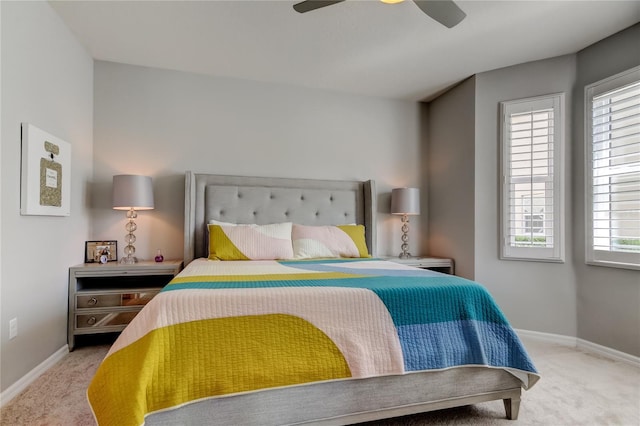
[50,0,640,101]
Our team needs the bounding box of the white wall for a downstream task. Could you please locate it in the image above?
[91,61,425,261]
[0,1,93,391]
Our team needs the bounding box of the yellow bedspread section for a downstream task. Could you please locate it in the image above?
[88,314,350,426]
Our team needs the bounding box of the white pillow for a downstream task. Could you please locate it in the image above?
[292,224,370,259]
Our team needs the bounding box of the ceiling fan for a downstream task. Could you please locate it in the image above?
[293,0,466,28]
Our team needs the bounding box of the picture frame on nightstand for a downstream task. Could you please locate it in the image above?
[85,240,118,263]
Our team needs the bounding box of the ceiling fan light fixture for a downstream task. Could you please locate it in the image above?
[293,0,465,28]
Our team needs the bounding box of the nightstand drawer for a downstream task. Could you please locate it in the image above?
[76,311,139,329]
[76,290,160,309]
[408,259,449,269]
[68,260,183,350]
[382,256,454,275]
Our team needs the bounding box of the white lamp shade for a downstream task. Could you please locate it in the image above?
[112,175,154,210]
[391,187,420,215]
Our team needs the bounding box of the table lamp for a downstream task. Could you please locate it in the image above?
[112,175,154,264]
[391,187,420,259]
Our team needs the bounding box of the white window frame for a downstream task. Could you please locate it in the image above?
[585,66,640,270]
[500,93,565,262]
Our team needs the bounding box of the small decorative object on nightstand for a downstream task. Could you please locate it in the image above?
[155,249,164,263]
[68,260,182,350]
[390,187,420,259]
[383,256,454,275]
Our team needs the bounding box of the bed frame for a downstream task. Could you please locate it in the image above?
[149,171,523,425]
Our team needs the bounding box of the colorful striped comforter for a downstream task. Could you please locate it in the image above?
[88,258,539,426]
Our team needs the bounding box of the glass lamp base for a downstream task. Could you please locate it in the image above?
[120,255,138,264]
[398,224,411,259]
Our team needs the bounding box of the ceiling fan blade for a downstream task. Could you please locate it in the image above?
[293,0,346,14]
[412,0,466,28]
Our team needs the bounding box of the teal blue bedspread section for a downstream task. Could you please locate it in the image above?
[164,259,539,382]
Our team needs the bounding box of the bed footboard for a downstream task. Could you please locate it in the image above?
[145,369,524,425]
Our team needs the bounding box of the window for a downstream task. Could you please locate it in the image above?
[522,193,546,235]
[500,94,564,262]
[586,66,640,270]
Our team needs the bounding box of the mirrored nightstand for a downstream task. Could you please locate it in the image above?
[382,256,454,275]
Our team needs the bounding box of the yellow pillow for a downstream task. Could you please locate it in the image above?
[208,222,294,260]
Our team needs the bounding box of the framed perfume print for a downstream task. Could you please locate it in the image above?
[20,123,71,216]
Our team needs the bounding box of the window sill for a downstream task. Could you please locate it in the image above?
[586,260,640,271]
[500,256,565,264]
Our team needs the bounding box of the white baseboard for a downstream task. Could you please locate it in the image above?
[0,345,69,407]
[516,328,640,368]
[515,328,578,347]
[577,338,640,368]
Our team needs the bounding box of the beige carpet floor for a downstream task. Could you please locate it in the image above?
[1,335,638,425]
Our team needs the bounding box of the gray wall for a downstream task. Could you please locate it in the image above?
[473,55,577,337]
[427,57,578,336]
[1,1,94,391]
[427,24,640,355]
[573,24,640,356]
[91,61,425,261]
[426,77,476,280]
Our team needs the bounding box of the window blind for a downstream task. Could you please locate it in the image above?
[500,94,564,262]
[590,80,640,255]
[508,108,555,248]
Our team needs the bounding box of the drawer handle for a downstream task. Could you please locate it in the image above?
[87,316,97,325]
[87,297,98,306]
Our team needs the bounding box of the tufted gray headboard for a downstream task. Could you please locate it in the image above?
[184,171,377,265]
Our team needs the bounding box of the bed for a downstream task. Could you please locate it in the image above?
[87,171,539,426]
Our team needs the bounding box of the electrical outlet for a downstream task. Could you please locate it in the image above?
[9,317,18,340]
